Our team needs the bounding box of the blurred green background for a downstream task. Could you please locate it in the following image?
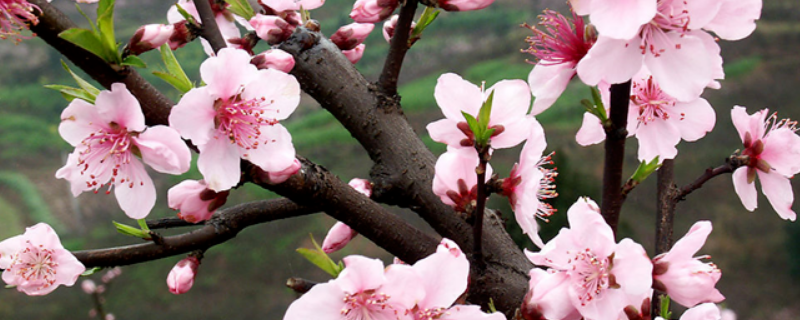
[0,0,799,319]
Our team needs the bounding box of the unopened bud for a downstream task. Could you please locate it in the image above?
[382,15,418,44]
[81,279,96,294]
[169,180,227,224]
[439,0,494,12]
[321,222,358,253]
[342,44,366,64]
[265,159,302,184]
[167,256,200,295]
[251,49,295,73]
[128,24,174,55]
[330,23,374,50]
[249,14,295,45]
[350,0,398,23]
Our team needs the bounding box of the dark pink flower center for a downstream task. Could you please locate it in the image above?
[10,240,58,291]
[570,249,612,306]
[630,76,681,125]
[214,93,278,155]
[78,122,142,192]
[637,0,690,57]
[410,306,447,320]
[340,290,392,319]
[524,9,595,66]
[0,0,40,41]
[742,113,798,180]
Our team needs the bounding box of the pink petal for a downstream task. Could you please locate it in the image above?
[703,0,761,41]
[665,221,712,262]
[412,239,470,309]
[634,116,681,161]
[487,79,531,125]
[644,32,711,102]
[515,169,546,247]
[114,159,156,219]
[434,73,482,121]
[490,115,532,149]
[55,152,89,197]
[241,124,296,172]
[197,136,243,192]
[670,98,716,142]
[283,281,346,320]
[568,0,592,15]
[730,106,756,143]
[576,112,606,146]
[0,235,23,269]
[732,167,757,211]
[52,250,86,287]
[200,48,259,99]
[528,271,582,320]
[241,69,301,121]
[761,128,800,176]
[432,148,481,205]
[590,0,655,40]
[94,83,146,132]
[520,118,547,162]
[321,222,358,253]
[58,98,104,146]
[338,255,387,293]
[683,0,723,30]
[692,30,724,89]
[134,125,192,175]
[758,170,797,221]
[680,303,722,320]
[24,223,63,250]
[167,180,207,210]
[566,199,614,256]
[440,305,506,320]
[427,118,468,148]
[570,284,628,320]
[529,62,576,115]
[611,239,653,296]
[382,264,426,310]
[169,87,217,146]
[576,36,643,86]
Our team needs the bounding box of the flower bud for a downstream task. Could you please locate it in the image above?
[349,0,398,23]
[81,279,96,294]
[168,21,193,50]
[439,0,494,12]
[342,43,366,64]
[251,49,295,73]
[168,180,228,224]
[321,222,358,253]
[128,24,175,55]
[266,159,301,184]
[249,14,295,45]
[348,178,372,197]
[167,256,200,295]
[330,23,374,50]
[382,15,418,45]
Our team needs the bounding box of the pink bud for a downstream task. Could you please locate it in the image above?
[81,279,96,294]
[251,49,296,73]
[322,222,358,253]
[347,178,372,197]
[168,180,228,223]
[168,21,192,50]
[249,14,296,45]
[128,24,175,55]
[266,159,301,184]
[439,0,494,11]
[342,43,366,64]
[330,23,374,50]
[382,15,417,44]
[349,0,398,23]
[167,256,200,295]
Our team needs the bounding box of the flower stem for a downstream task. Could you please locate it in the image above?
[473,145,491,268]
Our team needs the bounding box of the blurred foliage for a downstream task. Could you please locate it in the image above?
[0,171,63,232]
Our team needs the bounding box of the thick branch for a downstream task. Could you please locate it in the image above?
[146,218,197,230]
[29,0,174,127]
[377,0,418,95]
[653,159,676,317]
[601,81,632,235]
[192,0,227,53]
[73,199,316,267]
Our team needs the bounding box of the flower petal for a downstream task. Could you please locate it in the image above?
[590,0,655,40]
[58,98,104,146]
[577,36,643,86]
[134,125,192,175]
[201,48,259,99]
[241,124,296,173]
[114,159,156,219]
[94,83,146,132]
[282,281,346,320]
[670,98,716,142]
[241,69,301,121]
[645,32,711,102]
[732,167,757,211]
[169,87,217,146]
[576,112,606,146]
[758,170,797,221]
[197,136,243,192]
[434,73,482,120]
[529,62,576,115]
[427,118,466,148]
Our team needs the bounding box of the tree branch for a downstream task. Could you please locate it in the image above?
[601,81,632,235]
[192,0,227,54]
[73,198,317,267]
[29,0,174,127]
[653,159,676,317]
[676,156,747,201]
[377,0,418,96]
[146,218,197,230]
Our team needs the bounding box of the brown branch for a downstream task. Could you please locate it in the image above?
[193,0,227,54]
[652,159,676,318]
[73,198,316,267]
[601,81,631,235]
[29,0,174,127]
[676,156,747,201]
[286,277,317,294]
[146,218,197,230]
[377,0,418,96]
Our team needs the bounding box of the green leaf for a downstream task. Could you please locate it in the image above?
[176,4,197,25]
[153,72,193,94]
[44,85,96,103]
[630,157,662,183]
[223,0,255,20]
[96,0,118,63]
[5,285,16,289]
[660,295,672,320]
[411,6,440,40]
[121,55,147,68]
[590,86,607,119]
[81,267,103,276]
[74,3,98,34]
[487,298,497,313]
[477,90,494,130]
[60,61,101,97]
[112,221,150,239]
[296,235,344,277]
[461,111,481,139]
[59,28,108,61]
[137,218,150,232]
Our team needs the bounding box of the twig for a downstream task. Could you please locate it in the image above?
[601,81,632,235]
[286,277,317,294]
[377,0,418,96]
[146,218,197,230]
[473,145,490,269]
[676,155,748,201]
[192,0,227,54]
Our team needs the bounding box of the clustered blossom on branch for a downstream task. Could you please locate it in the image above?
[0,0,48,41]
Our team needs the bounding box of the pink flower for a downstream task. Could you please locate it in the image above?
[702,0,761,41]
[128,24,174,55]
[526,198,653,320]
[501,120,557,247]
[322,222,358,253]
[720,308,737,320]
[439,0,494,12]
[342,43,366,64]
[576,0,731,102]
[427,73,532,150]
[259,0,324,13]
[169,48,301,192]
[264,158,301,184]
[330,22,374,50]
[168,180,229,223]
[731,106,800,221]
[251,48,295,73]
[81,279,97,294]
[0,223,85,296]
[167,256,200,294]
[433,147,493,212]
[350,0,398,23]
[657,303,721,320]
[652,221,724,308]
[283,255,422,320]
[167,0,241,55]
[576,67,716,162]
[0,0,45,42]
[249,14,295,45]
[525,9,595,115]
[568,0,656,40]
[56,83,191,219]
[382,14,417,44]
[321,178,371,253]
[522,268,581,320]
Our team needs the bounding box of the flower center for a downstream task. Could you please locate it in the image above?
[11,241,58,290]
[570,249,612,305]
[637,0,690,57]
[0,0,40,41]
[340,290,391,320]
[214,92,277,152]
[78,122,141,192]
[523,9,595,66]
[631,76,681,125]
[411,307,447,320]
